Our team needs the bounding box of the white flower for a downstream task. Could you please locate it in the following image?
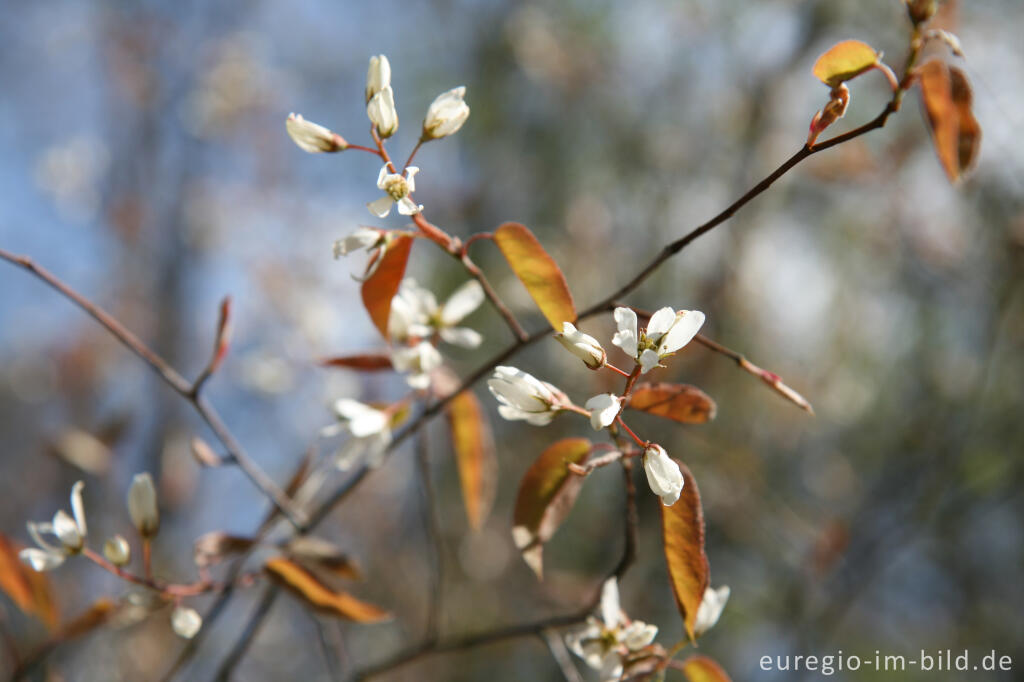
[367,85,398,138]
[328,399,393,469]
[437,280,484,348]
[391,341,443,389]
[103,535,131,566]
[611,306,705,374]
[19,480,88,571]
[487,366,566,426]
[368,165,421,218]
[642,444,684,506]
[170,605,203,639]
[564,578,658,682]
[555,322,606,369]
[333,227,382,259]
[128,473,160,537]
[694,585,730,637]
[285,113,346,153]
[388,278,484,348]
[586,394,621,430]
[365,55,391,103]
[422,86,470,139]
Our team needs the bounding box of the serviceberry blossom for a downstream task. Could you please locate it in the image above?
[325,399,393,470]
[388,278,484,348]
[127,473,160,537]
[365,54,391,103]
[171,605,203,639]
[586,394,622,430]
[422,86,470,140]
[488,366,568,426]
[391,341,442,389]
[19,481,87,572]
[694,585,731,636]
[368,165,421,218]
[555,321,606,369]
[642,444,684,506]
[285,113,347,153]
[365,55,398,137]
[611,306,705,374]
[564,578,658,682]
[333,227,382,259]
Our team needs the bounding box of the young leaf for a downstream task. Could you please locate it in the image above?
[360,234,414,339]
[0,533,59,630]
[265,557,390,622]
[661,460,709,642]
[512,438,592,578]
[626,383,717,424]
[493,222,576,331]
[812,40,880,88]
[919,60,981,182]
[681,655,733,682]
[319,353,394,371]
[447,389,498,531]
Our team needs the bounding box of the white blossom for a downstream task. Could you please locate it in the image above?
[642,444,684,506]
[422,86,470,139]
[390,341,443,389]
[367,85,398,138]
[327,399,393,469]
[170,605,203,639]
[564,578,658,682]
[388,278,484,348]
[694,585,730,636]
[365,55,391,103]
[333,227,382,259]
[285,113,346,153]
[586,394,621,430]
[611,306,705,374]
[127,473,160,537]
[487,366,567,426]
[367,165,420,218]
[19,481,88,571]
[555,321,606,369]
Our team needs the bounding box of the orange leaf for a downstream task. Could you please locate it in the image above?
[681,655,733,682]
[493,222,576,331]
[512,438,592,578]
[447,390,498,531]
[919,60,981,182]
[318,353,394,371]
[626,383,717,424]
[0,533,59,630]
[661,461,709,642]
[360,234,414,339]
[812,40,880,88]
[265,557,390,622]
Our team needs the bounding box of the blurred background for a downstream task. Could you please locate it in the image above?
[1,0,1022,680]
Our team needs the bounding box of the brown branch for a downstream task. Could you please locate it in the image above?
[0,249,307,528]
[459,251,529,341]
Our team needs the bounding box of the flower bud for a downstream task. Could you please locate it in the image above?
[555,322,606,369]
[103,535,131,566]
[642,445,684,506]
[170,605,202,639]
[585,394,621,431]
[367,85,398,138]
[693,585,730,636]
[285,113,347,153]
[905,0,937,24]
[422,86,470,140]
[127,473,160,538]
[365,54,391,103]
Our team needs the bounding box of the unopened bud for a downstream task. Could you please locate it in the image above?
[190,437,224,468]
[103,535,131,566]
[554,322,606,369]
[365,55,391,103]
[367,86,398,138]
[127,473,160,538]
[422,86,470,140]
[286,113,347,153]
[170,605,202,639]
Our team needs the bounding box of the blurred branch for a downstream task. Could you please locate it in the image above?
[0,249,306,528]
[542,629,584,682]
[212,585,280,682]
[415,430,444,643]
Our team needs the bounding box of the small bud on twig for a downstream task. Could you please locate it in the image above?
[127,473,160,538]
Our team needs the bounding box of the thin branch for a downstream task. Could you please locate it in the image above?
[459,251,529,341]
[0,249,306,528]
[212,585,280,682]
[542,628,584,682]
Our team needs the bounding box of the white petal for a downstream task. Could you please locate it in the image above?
[643,445,684,506]
[638,348,662,374]
[171,606,203,639]
[646,307,676,337]
[439,326,483,348]
[694,585,730,636]
[440,280,484,325]
[27,522,62,554]
[396,197,422,216]
[405,372,431,389]
[69,480,87,537]
[585,394,621,430]
[51,510,82,549]
[598,652,624,682]
[376,165,389,189]
[622,620,658,650]
[659,310,705,355]
[19,548,65,572]
[611,307,639,358]
[404,166,419,191]
[367,196,394,218]
[599,577,621,629]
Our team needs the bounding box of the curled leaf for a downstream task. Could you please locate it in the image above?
[318,353,394,371]
[812,40,880,88]
[265,557,389,622]
[660,460,709,642]
[626,383,717,424]
[681,655,733,682]
[919,59,982,182]
[360,234,414,339]
[493,222,576,331]
[447,390,498,531]
[512,438,592,578]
